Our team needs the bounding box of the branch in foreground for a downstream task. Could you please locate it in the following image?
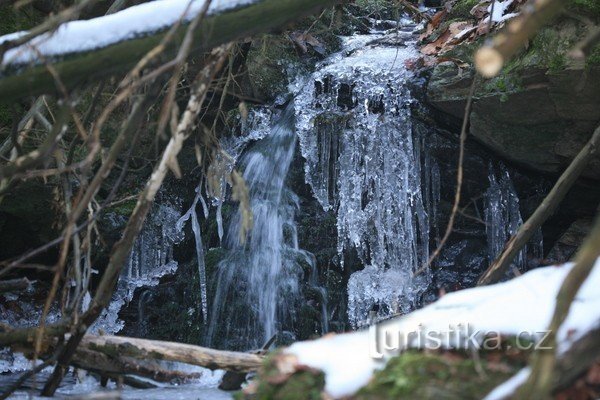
[478,124,600,286]
[474,0,565,78]
[80,335,264,373]
[0,0,344,101]
[40,44,233,396]
[515,214,600,399]
[0,277,30,294]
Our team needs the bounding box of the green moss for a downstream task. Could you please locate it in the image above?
[0,103,13,132]
[246,35,300,102]
[107,198,137,216]
[247,352,326,400]
[525,28,574,73]
[481,71,524,98]
[356,351,518,400]
[569,0,600,18]
[587,44,600,66]
[449,0,480,19]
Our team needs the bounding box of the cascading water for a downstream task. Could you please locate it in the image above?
[294,28,432,328]
[207,104,321,350]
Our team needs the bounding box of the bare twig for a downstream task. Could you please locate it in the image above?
[414,75,479,276]
[40,44,232,396]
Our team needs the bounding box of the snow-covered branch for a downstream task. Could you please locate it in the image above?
[0,0,342,101]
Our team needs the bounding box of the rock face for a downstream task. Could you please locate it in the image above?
[427,63,600,179]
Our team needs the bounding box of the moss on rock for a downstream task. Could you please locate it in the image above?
[355,351,519,400]
[243,352,326,400]
[448,0,480,20]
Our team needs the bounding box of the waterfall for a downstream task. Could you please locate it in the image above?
[295,31,432,328]
[207,104,319,350]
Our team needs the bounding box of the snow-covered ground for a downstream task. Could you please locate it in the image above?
[0,0,256,66]
[287,259,600,398]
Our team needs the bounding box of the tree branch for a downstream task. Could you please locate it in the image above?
[478,124,600,286]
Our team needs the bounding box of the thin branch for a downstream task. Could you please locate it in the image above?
[414,75,479,276]
[515,214,600,398]
[475,0,565,78]
[478,124,600,286]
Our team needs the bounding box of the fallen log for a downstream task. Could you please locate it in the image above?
[12,342,203,384]
[80,335,264,373]
[71,347,202,383]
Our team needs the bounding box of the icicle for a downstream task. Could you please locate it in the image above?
[295,34,429,326]
[175,186,209,323]
[191,207,208,323]
[199,190,209,218]
[216,200,224,244]
[485,163,529,272]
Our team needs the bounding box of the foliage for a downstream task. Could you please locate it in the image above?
[570,0,600,18]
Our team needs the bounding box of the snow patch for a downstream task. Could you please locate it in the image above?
[1,0,256,66]
[287,259,600,398]
[484,367,531,400]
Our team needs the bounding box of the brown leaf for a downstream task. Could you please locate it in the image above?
[420,28,452,55]
[289,31,325,55]
[471,1,490,19]
[430,9,447,29]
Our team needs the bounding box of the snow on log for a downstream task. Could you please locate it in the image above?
[256,259,600,398]
[0,0,343,101]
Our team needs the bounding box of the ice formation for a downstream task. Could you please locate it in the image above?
[91,203,184,334]
[294,30,432,327]
[484,164,543,274]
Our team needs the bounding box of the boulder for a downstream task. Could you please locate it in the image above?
[427,63,600,179]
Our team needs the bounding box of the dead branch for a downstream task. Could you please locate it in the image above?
[0,105,69,181]
[478,124,600,286]
[414,75,479,276]
[0,0,345,101]
[569,27,600,62]
[80,335,263,373]
[70,346,203,383]
[40,44,233,396]
[475,0,565,78]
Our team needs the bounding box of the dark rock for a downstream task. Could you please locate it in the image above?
[426,19,600,180]
[547,218,593,264]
